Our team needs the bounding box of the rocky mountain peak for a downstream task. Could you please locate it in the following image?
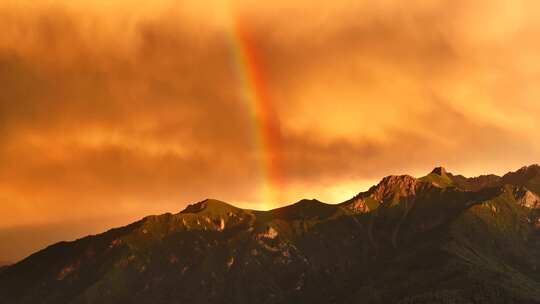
[521,164,540,171]
[375,174,418,191]
[502,164,540,185]
[514,164,540,177]
[294,199,325,207]
[271,198,338,220]
[378,174,418,187]
[431,166,448,176]
[179,199,239,215]
[341,175,423,213]
[368,175,422,203]
[175,199,249,232]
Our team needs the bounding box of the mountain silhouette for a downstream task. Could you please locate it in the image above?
[1,166,540,303]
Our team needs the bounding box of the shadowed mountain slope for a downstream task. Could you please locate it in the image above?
[1,166,540,303]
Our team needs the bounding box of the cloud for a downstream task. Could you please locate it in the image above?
[1,0,539,261]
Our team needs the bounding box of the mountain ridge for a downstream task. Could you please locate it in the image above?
[1,165,540,304]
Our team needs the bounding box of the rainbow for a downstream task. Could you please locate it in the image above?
[227,13,283,210]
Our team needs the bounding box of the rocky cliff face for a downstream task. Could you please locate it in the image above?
[1,165,540,304]
[514,186,540,209]
[341,175,429,214]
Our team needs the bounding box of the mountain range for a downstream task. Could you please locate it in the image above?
[1,165,540,303]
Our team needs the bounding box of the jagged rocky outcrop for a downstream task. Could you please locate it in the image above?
[513,186,540,209]
[341,175,429,214]
[503,165,540,185]
[1,165,540,304]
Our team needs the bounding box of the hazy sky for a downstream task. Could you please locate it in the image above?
[1,0,539,261]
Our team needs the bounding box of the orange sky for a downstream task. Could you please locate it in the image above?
[1,0,539,262]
